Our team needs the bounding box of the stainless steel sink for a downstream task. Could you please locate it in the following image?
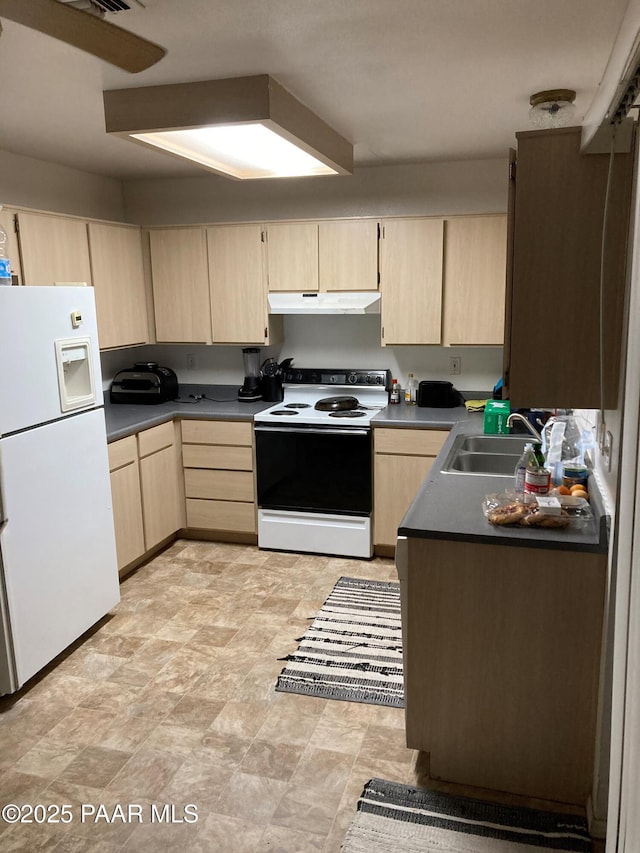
[445,452,520,475]
[456,435,532,454]
[441,433,529,477]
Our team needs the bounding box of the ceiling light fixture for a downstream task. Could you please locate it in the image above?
[103,75,353,179]
[528,89,577,129]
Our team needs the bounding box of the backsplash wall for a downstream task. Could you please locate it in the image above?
[100,314,503,393]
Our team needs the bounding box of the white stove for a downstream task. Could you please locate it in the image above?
[254,368,391,558]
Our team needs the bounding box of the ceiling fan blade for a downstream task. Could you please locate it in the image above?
[0,0,166,72]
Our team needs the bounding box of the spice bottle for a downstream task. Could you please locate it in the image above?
[390,379,401,404]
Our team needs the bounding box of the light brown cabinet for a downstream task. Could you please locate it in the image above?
[207,224,270,344]
[0,207,22,284]
[373,427,448,550]
[148,227,211,343]
[403,535,606,804]
[442,215,507,346]
[88,222,149,349]
[17,211,92,286]
[266,221,319,292]
[318,219,379,291]
[379,218,444,345]
[182,419,256,534]
[107,435,145,574]
[138,421,185,549]
[504,126,633,408]
[108,422,184,573]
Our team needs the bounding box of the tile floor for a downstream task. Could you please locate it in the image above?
[0,540,597,852]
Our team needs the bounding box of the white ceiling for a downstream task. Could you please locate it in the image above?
[0,0,630,180]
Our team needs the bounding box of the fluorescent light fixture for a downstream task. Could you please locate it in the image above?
[104,75,353,179]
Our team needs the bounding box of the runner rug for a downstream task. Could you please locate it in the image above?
[275,576,403,707]
[342,779,592,853]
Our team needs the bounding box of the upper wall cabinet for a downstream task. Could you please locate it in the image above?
[318,220,379,291]
[0,208,22,285]
[207,224,271,344]
[149,227,212,344]
[379,218,444,345]
[442,215,507,346]
[88,222,149,350]
[504,127,633,409]
[266,222,319,292]
[17,212,92,287]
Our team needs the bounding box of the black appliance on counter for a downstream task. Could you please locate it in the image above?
[417,380,464,408]
[259,357,294,402]
[110,362,178,404]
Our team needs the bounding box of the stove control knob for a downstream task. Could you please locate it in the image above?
[285,372,293,382]
[296,372,303,382]
[376,375,384,384]
[347,373,357,384]
[329,375,337,383]
[366,375,374,383]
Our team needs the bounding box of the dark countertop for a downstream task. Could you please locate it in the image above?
[372,403,475,428]
[105,384,272,442]
[105,385,486,441]
[398,417,608,553]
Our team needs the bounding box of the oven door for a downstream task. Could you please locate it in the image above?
[255,425,372,516]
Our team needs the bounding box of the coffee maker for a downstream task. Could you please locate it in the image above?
[238,347,262,402]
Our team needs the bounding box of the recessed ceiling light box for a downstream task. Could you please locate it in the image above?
[103,74,353,179]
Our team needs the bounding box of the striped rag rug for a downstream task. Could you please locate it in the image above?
[342,779,592,853]
[275,576,403,707]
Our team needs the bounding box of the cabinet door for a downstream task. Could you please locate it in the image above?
[108,435,145,572]
[17,212,92,286]
[443,216,507,346]
[88,222,149,349]
[207,224,268,343]
[110,461,145,571]
[506,127,632,408]
[318,220,378,291]
[374,454,436,547]
[149,228,211,343]
[379,219,443,345]
[139,444,183,550]
[266,222,318,291]
[0,208,22,284]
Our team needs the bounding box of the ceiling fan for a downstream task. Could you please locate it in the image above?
[0,0,166,73]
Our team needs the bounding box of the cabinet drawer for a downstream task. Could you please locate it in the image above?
[375,428,449,456]
[184,469,254,502]
[182,444,253,471]
[108,435,138,471]
[137,421,175,458]
[186,498,256,533]
[181,420,252,446]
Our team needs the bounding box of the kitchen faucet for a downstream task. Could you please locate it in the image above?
[506,412,543,442]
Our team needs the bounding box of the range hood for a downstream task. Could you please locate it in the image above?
[268,292,381,315]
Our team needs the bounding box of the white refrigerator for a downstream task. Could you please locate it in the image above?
[0,286,119,695]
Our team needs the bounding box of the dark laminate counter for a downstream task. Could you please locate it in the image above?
[398,417,608,553]
[104,384,272,442]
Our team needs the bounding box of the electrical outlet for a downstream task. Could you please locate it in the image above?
[186,353,197,370]
[449,356,461,375]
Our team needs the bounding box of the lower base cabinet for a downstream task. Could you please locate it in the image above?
[374,428,449,549]
[403,536,606,805]
[182,420,256,534]
[108,422,184,573]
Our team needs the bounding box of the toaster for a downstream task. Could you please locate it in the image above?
[417,380,464,408]
[110,362,178,405]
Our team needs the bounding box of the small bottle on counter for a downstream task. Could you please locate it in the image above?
[404,373,417,405]
[390,379,401,404]
[514,442,534,497]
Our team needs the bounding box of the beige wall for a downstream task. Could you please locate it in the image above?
[0,148,125,221]
[122,158,508,225]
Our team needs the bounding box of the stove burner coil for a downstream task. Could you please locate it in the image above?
[328,410,366,418]
[270,409,298,416]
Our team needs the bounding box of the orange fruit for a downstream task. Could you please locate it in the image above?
[569,484,587,494]
[557,485,571,495]
[572,489,589,500]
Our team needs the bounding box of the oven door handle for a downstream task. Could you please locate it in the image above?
[254,425,370,437]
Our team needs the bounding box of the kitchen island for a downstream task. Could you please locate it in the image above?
[396,418,608,806]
